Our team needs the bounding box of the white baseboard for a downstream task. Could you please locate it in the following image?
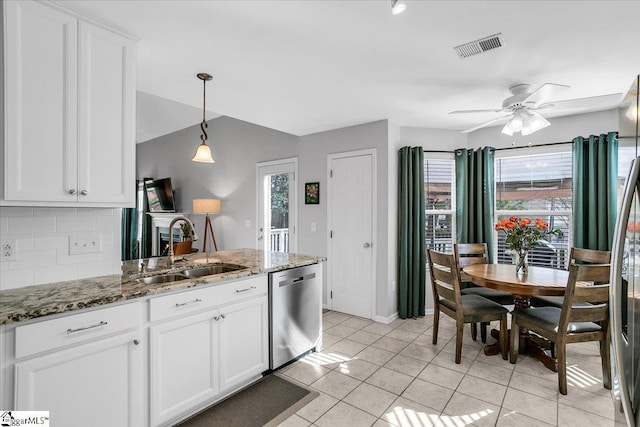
[373,312,399,324]
[323,308,433,324]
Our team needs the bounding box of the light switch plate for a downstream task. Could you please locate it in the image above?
[69,233,101,255]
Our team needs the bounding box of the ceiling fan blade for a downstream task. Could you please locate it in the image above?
[538,93,623,111]
[523,83,571,105]
[461,115,511,133]
[449,109,503,114]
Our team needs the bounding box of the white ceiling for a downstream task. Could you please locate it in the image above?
[59,0,640,141]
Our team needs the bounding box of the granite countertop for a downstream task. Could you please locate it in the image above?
[0,248,326,325]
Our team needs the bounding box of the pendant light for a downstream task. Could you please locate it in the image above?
[192,73,215,163]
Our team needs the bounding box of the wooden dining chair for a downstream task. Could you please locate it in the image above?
[455,243,514,343]
[531,247,611,308]
[509,262,611,395]
[428,249,508,363]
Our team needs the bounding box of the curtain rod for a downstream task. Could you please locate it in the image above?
[422,133,620,154]
[422,140,572,154]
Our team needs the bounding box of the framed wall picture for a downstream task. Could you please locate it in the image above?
[305,182,320,204]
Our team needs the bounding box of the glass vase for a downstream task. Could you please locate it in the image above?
[515,249,528,275]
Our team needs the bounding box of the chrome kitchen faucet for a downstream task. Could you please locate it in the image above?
[167,216,198,266]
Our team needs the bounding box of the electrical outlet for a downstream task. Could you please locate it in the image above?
[69,233,102,255]
[1,239,18,262]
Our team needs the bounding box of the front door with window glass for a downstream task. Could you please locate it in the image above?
[257,159,297,253]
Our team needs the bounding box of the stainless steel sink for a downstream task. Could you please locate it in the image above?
[137,273,188,285]
[180,264,247,278]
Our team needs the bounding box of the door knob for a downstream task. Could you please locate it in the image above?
[69,189,76,195]
[364,242,371,248]
[80,190,88,196]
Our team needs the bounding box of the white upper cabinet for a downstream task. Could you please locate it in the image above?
[3,1,136,207]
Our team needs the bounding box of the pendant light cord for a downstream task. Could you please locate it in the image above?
[200,77,208,143]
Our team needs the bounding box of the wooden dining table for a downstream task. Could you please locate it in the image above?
[462,263,569,372]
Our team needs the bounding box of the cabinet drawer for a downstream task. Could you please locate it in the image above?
[149,275,267,323]
[15,303,142,359]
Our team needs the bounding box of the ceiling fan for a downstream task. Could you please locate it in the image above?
[450,83,622,135]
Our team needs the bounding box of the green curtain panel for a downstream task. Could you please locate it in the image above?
[455,147,496,262]
[398,146,426,319]
[572,132,618,251]
[121,180,153,261]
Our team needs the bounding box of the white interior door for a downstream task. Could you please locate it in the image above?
[257,158,298,253]
[328,150,376,319]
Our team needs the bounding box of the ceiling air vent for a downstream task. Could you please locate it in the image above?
[454,33,504,59]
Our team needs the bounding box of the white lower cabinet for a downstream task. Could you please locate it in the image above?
[219,297,268,392]
[150,277,268,426]
[14,330,143,427]
[4,276,269,427]
[150,310,220,426]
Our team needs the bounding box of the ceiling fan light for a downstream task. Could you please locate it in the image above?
[526,111,550,134]
[192,142,215,163]
[391,0,406,15]
[501,123,514,136]
[507,115,523,132]
[520,126,533,136]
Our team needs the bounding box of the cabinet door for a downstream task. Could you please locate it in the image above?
[77,21,136,205]
[219,296,268,391]
[14,331,143,427]
[4,0,78,202]
[150,310,220,427]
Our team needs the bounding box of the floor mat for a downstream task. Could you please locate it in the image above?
[176,374,318,427]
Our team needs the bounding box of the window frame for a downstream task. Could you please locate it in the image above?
[493,148,573,269]
[424,153,456,254]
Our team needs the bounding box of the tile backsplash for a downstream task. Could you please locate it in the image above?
[0,207,121,290]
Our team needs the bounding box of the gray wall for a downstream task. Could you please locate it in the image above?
[137,116,299,250]
[138,117,394,319]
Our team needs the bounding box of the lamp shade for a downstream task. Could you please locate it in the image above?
[193,199,221,214]
[192,143,215,163]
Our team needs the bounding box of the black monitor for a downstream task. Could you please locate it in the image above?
[145,178,176,212]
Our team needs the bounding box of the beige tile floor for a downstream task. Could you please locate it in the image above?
[277,311,624,427]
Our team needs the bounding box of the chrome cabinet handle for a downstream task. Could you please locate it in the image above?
[68,189,76,195]
[221,314,226,319]
[80,190,88,196]
[133,339,140,345]
[66,320,108,334]
[235,286,256,293]
[175,298,202,307]
[214,315,220,321]
[364,242,371,248]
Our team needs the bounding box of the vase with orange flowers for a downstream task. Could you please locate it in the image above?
[495,216,562,275]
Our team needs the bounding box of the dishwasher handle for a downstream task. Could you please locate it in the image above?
[279,272,316,287]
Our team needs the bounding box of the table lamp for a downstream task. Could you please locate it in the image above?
[193,199,221,253]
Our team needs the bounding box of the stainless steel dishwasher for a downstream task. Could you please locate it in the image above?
[269,263,321,370]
